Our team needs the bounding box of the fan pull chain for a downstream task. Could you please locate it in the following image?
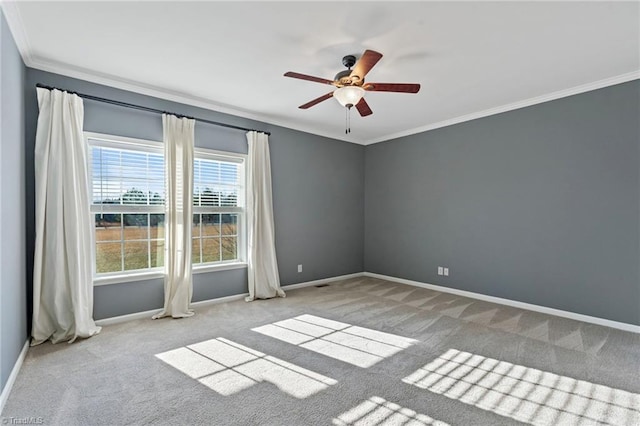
[345,107,351,134]
[345,107,348,134]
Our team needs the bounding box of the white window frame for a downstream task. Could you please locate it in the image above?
[192,147,247,272]
[86,132,247,286]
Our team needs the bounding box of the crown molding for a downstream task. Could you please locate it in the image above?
[1,1,34,64]
[25,53,640,147]
[1,2,364,144]
[27,55,367,145]
[3,2,637,147]
[365,70,640,145]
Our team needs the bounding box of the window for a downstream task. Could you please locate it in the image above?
[89,135,165,276]
[88,133,245,280]
[192,152,245,265]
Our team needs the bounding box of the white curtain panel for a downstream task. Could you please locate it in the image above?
[153,114,195,319]
[245,131,285,301]
[31,88,101,345]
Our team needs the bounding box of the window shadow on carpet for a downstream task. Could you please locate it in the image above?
[333,396,450,426]
[156,337,337,398]
[403,348,640,426]
[252,314,418,368]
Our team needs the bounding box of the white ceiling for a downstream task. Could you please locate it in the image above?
[4,1,639,145]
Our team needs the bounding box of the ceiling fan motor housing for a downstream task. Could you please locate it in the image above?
[334,69,355,85]
[335,55,363,86]
[342,55,356,68]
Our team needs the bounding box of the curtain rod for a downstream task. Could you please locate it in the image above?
[35,83,271,136]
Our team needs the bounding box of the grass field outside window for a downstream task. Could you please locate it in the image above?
[89,133,245,278]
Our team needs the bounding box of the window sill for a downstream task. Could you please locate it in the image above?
[94,270,164,286]
[93,262,247,286]
[194,262,247,275]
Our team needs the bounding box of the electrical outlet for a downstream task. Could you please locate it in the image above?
[438,266,443,275]
[444,267,449,276]
[297,264,302,273]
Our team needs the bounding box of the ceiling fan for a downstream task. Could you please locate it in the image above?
[284,49,420,120]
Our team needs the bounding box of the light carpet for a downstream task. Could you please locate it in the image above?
[2,276,639,425]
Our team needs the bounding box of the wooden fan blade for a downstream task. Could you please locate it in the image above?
[355,98,373,117]
[284,72,336,86]
[350,50,383,81]
[299,92,334,109]
[363,83,421,93]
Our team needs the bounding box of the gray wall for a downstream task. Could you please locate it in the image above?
[24,69,364,320]
[16,41,640,338]
[0,10,27,392]
[364,80,640,325]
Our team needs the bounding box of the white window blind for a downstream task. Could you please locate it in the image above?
[88,135,165,275]
[91,144,165,210]
[87,134,246,279]
[192,153,245,265]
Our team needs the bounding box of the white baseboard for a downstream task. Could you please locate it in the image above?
[364,272,640,333]
[281,272,365,291]
[191,293,249,308]
[95,293,249,326]
[95,272,365,326]
[0,339,29,414]
[94,309,159,327]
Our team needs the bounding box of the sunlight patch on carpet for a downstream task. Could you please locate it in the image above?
[156,337,337,398]
[333,396,450,426]
[252,314,418,368]
[403,348,640,426]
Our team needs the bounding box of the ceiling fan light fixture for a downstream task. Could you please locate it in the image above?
[333,86,365,108]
